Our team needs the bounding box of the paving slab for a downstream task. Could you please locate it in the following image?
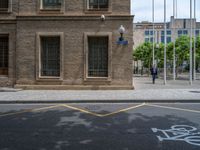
[0,77,200,103]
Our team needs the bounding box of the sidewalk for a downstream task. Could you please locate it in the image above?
[0,77,200,103]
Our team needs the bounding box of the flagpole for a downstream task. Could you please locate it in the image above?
[173,0,176,80]
[152,0,155,66]
[164,0,167,85]
[193,0,196,80]
[173,0,175,17]
[189,0,193,85]
[176,0,177,17]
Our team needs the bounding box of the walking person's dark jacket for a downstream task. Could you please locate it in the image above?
[150,67,158,76]
[150,67,158,84]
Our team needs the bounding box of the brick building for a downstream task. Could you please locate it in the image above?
[0,0,134,90]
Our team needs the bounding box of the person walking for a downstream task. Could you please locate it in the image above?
[150,65,158,84]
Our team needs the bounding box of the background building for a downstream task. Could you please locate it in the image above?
[133,16,200,49]
[0,0,134,90]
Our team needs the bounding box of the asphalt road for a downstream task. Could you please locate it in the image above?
[0,103,200,150]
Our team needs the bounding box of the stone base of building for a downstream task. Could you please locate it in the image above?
[14,84,134,90]
[0,77,13,87]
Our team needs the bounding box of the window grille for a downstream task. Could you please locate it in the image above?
[0,36,8,75]
[0,0,8,11]
[41,37,60,77]
[42,0,62,9]
[88,37,108,77]
[88,0,109,11]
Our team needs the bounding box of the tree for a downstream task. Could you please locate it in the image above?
[155,43,164,68]
[133,42,153,71]
[174,35,190,73]
[133,35,195,75]
[196,36,200,71]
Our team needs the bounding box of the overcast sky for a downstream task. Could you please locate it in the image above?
[131,0,200,23]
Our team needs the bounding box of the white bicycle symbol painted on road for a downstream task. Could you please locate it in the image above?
[151,125,200,146]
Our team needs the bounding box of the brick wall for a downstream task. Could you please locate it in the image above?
[18,0,130,15]
[16,17,133,88]
[0,0,133,89]
[0,23,16,87]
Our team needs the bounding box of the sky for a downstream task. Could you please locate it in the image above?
[131,0,200,23]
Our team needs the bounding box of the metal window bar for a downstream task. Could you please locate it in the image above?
[0,36,8,75]
[88,0,108,11]
[88,37,108,77]
[0,0,8,11]
[43,0,61,9]
[41,37,60,77]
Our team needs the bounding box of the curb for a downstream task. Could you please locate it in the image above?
[0,99,200,104]
[0,89,22,92]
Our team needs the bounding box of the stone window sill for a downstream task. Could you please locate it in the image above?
[36,77,63,82]
[84,77,111,82]
[0,76,8,79]
[0,10,11,14]
[84,10,111,14]
[39,9,64,14]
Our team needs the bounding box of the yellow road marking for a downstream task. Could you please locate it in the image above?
[2,103,197,119]
[61,104,104,117]
[61,103,146,117]
[0,105,62,118]
[0,109,34,118]
[100,103,146,117]
[146,104,200,114]
[0,103,146,118]
[32,105,62,112]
